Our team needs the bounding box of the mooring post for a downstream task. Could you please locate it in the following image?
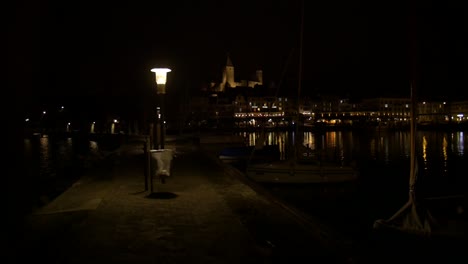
[143,136,150,191]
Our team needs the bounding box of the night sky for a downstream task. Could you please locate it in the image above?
[8,0,467,114]
[6,0,466,252]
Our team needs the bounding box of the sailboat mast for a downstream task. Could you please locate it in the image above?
[294,0,304,162]
[298,0,304,103]
[373,0,435,236]
[409,81,417,191]
[409,0,418,192]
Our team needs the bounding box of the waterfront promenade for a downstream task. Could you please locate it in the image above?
[6,134,467,263]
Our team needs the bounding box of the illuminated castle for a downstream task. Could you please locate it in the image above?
[210,54,263,92]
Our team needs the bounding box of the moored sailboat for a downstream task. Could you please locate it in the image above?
[245,1,359,184]
[373,0,467,240]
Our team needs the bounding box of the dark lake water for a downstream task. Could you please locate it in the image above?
[22,135,111,211]
[234,129,468,241]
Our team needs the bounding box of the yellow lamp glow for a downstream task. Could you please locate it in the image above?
[150,68,171,85]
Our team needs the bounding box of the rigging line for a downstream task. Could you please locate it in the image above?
[409,0,419,192]
[274,48,295,98]
[294,0,305,163]
[298,0,304,104]
[409,80,418,191]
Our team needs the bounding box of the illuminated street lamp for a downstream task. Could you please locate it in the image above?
[90,121,96,133]
[150,68,171,149]
[111,119,118,134]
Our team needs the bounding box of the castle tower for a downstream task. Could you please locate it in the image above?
[225,53,236,88]
[256,70,263,84]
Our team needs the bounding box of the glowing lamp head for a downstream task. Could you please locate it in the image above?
[150,68,171,85]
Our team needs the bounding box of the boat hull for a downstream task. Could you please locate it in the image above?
[246,162,359,184]
[218,145,280,164]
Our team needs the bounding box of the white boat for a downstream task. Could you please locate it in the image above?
[246,160,359,184]
[218,145,280,164]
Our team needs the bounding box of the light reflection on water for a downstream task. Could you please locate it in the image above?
[237,129,467,202]
[23,136,104,207]
[39,137,51,173]
[422,135,428,170]
[238,130,467,167]
[454,131,464,155]
[236,129,468,240]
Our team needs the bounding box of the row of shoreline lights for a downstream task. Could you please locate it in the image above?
[24,106,121,123]
[24,119,117,125]
[23,64,174,137]
[25,118,118,133]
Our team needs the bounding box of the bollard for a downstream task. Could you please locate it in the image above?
[143,137,150,191]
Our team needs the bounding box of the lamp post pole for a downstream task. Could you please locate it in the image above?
[150,68,171,150]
